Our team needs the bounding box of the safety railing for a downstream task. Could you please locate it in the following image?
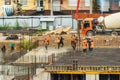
[45,65,72,72]
[93,36,120,48]
[77,66,120,72]
[45,65,120,72]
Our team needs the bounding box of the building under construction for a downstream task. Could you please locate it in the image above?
[44,36,120,80]
[0,32,120,80]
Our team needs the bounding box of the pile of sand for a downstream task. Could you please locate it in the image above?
[45,26,72,35]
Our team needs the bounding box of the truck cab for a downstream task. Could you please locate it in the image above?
[81,18,97,36]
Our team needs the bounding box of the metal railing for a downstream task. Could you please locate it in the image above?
[46,65,120,72]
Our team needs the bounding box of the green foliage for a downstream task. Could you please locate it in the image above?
[20,39,34,51]
[0,22,11,30]
[13,20,22,30]
[93,0,100,11]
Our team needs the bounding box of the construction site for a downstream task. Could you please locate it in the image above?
[0,20,120,80]
[0,31,120,80]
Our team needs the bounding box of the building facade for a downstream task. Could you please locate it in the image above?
[0,0,120,16]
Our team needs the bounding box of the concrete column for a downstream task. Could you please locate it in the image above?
[50,0,53,16]
[86,74,99,80]
[33,68,51,80]
[0,75,4,80]
[90,0,93,14]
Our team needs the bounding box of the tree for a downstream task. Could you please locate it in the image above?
[20,39,34,51]
[13,0,22,15]
[93,0,100,12]
[14,20,22,30]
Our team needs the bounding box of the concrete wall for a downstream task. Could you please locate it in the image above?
[33,68,51,80]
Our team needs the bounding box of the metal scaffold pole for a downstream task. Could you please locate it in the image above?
[51,0,53,16]
[76,0,81,47]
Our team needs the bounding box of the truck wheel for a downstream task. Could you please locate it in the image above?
[111,31,118,36]
[86,31,94,36]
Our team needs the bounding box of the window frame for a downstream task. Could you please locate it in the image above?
[37,0,44,7]
[68,0,77,6]
[20,0,28,6]
[119,0,120,6]
[85,0,90,7]
[4,0,11,5]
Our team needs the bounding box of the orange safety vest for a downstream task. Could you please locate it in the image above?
[44,39,48,45]
[90,41,94,48]
[55,37,60,43]
[47,36,51,42]
[82,39,87,49]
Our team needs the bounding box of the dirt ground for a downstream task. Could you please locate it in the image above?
[0,34,120,53]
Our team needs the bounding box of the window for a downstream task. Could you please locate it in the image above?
[110,0,119,2]
[20,0,27,6]
[5,0,11,5]
[85,0,90,6]
[40,0,43,7]
[37,0,43,7]
[119,1,120,6]
[69,0,77,6]
[84,21,90,28]
[113,0,119,2]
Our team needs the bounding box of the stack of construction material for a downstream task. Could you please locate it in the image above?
[45,26,72,35]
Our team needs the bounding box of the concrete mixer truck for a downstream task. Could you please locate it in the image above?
[73,12,120,36]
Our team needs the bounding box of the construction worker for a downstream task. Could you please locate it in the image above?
[60,36,64,47]
[82,37,88,53]
[55,36,60,49]
[47,35,51,45]
[44,38,49,50]
[71,34,77,50]
[9,42,15,51]
[89,39,94,52]
[1,44,6,60]
[1,44,6,53]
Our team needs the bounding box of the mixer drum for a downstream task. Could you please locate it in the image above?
[104,12,120,29]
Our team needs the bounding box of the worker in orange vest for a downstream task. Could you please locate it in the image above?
[44,38,49,50]
[89,39,94,52]
[82,37,88,53]
[47,35,51,45]
[55,36,60,49]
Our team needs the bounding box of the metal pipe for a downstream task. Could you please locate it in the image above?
[90,0,93,14]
